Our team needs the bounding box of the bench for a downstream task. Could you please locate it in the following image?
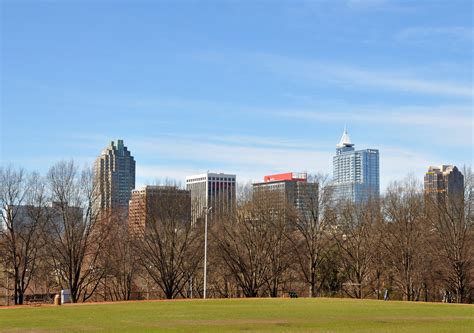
[26,295,51,304]
[288,291,298,298]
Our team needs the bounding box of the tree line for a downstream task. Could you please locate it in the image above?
[0,161,473,305]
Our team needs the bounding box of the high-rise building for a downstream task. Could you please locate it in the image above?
[185,172,236,224]
[128,185,191,236]
[94,140,135,216]
[252,172,318,218]
[332,128,379,204]
[424,165,464,202]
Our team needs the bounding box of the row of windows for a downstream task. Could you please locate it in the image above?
[187,177,236,183]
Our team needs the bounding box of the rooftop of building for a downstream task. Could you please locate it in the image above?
[100,139,133,156]
[186,172,236,181]
[132,185,187,193]
[263,172,307,183]
[426,165,460,175]
[253,172,309,186]
[336,127,354,148]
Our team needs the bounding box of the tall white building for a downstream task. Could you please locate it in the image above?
[186,172,236,224]
[332,128,379,204]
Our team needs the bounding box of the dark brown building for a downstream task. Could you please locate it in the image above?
[252,172,318,219]
[128,185,191,236]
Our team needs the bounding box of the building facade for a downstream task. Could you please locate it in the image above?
[185,172,236,224]
[94,140,136,216]
[253,172,318,218]
[424,165,464,202]
[332,128,379,204]
[128,185,191,236]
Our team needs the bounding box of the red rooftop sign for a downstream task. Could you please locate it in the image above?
[264,172,307,182]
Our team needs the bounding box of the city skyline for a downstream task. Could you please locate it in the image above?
[1,1,472,191]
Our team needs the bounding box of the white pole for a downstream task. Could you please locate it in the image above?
[203,206,212,299]
[203,208,208,299]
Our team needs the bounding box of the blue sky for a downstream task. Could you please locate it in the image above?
[1,0,473,190]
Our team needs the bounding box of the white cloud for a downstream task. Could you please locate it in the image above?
[378,146,435,187]
[256,53,472,98]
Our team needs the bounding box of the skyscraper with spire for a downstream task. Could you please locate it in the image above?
[332,128,379,204]
[94,139,136,216]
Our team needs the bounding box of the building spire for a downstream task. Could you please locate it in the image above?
[337,126,354,148]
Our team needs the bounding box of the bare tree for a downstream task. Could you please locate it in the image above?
[334,199,381,299]
[425,167,474,303]
[104,215,138,301]
[0,167,47,305]
[366,216,386,300]
[255,192,294,297]
[136,187,202,299]
[45,160,108,303]
[206,249,239,298]
[213,202,273,297]
[265,211,294,297]
[290,174,336,297]
[382,177,426,301]
[213,188,296,298]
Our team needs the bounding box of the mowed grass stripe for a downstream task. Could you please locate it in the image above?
[0,298,472,332]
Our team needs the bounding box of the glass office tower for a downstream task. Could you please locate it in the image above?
[332,128,379,204]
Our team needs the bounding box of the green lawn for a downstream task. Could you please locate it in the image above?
[0,298,472,332]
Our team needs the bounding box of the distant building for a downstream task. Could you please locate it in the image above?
[94,140,135,217]
[4,202,82,231]
[424,165,464,203]
[128,185,191,236]
[185,172,236,224]
[332,128,379,204]
[253,172,318,218]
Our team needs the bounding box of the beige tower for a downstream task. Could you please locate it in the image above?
[94,140,135,217]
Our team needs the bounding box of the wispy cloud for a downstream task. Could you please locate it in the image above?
[128,133,332,184]
[396,26,474,43]
[273,104,472,130]
[129,133,441,192]
[130,135,332,172]
[346,0,389,8]
[272,103,473,148]
[378,145,437,187]
[255,53,472,98]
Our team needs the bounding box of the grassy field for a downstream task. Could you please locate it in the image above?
[0,298,472,332]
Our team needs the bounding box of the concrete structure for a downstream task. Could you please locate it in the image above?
[94,140,135,216]
[332,128,379,204]
[186,172,236,224]
[128,185,191,235]
[424,165,464,203]
[253,172,318,218]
